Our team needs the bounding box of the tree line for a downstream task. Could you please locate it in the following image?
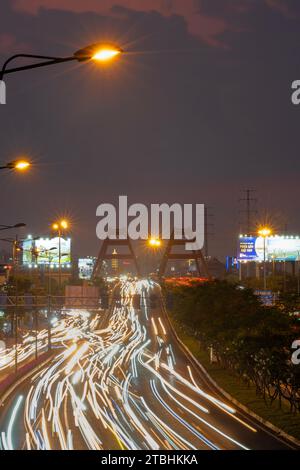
[165,280,300,413]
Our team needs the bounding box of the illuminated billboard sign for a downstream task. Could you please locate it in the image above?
[239,236,300,262]
[22,237,71,265]
[78,258,96,280]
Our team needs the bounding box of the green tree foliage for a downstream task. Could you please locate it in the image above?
[166,280,300,412]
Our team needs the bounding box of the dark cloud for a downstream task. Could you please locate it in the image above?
[266,0,300,18]
[0,0,299,260]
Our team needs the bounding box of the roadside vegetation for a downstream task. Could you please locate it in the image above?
[164,280,300,437]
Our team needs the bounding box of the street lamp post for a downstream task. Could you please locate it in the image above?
[52,219,69,289]
[258,227,272,290]
[31,246,57,352]
[45,248,57,297]
[0,223,26,232]
[0,44,123,104]
[0,232,44,372]
[46,243,69,352]
[46,248,57,352]
[147,238,162,275]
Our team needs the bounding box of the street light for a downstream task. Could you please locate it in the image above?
[0,43,123,104]
[51,219,70,288]
[258,227,272,290]
[29,245,61,353]
[0,223,26,231]
[148,238,162,248]
[37,246,58,353]
[0,159,31,171]
[23,244,55,360]
[74,44,123,62]
[60,219,69,230]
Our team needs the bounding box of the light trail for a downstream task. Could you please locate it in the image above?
[0,281,256,451]
[3,395,24,450]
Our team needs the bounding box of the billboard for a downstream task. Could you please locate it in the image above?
[22,237,71,265]
[255,290,277,306]
[78,258,96,280]
[239,236,300,262]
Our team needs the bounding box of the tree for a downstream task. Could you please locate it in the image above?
[164,280,300,411]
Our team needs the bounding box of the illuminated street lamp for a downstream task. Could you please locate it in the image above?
[258,227,272,290]
[60,219,69,230]
[74,44,123,62]
[258,228,272,238]
[148,238,162,248]
[51,219,70,288]
[148,239,162,274]
[0,44,123,104]
[0,159,31,171]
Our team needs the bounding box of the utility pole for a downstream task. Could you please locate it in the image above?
[239,190,258,280]
[239,189,258,235]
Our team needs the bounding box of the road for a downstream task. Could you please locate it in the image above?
[0,280,296,450]
[0,314,80,381]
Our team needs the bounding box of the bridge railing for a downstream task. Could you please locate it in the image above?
[0,295,101,309]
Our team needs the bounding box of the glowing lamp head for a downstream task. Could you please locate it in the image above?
[15,160,30,171]
[149,238,161,248]
[74,43,123,62]
[7,159,31,171]
[52,219,69,231]
[92,48,121,62]
[258,227,272,237]
[60,220,69,230]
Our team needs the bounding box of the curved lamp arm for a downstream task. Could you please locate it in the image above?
[0,53,76,80]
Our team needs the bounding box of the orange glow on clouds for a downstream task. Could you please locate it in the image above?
[12,0,228,46]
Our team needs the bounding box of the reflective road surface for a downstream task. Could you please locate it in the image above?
[0,280,296,450]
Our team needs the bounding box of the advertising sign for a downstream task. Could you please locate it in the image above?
[239,236,300,262]
[78,258,96,280]
[22,237,71,265]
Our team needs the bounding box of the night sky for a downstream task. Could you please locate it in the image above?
[0,0,300,260]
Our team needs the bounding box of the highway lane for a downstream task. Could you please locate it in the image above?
[0,280,296,450]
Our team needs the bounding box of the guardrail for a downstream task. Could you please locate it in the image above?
[0,295,101,309]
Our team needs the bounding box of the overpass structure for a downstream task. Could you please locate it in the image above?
[93,231,141,279]
[158,232,211,278]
